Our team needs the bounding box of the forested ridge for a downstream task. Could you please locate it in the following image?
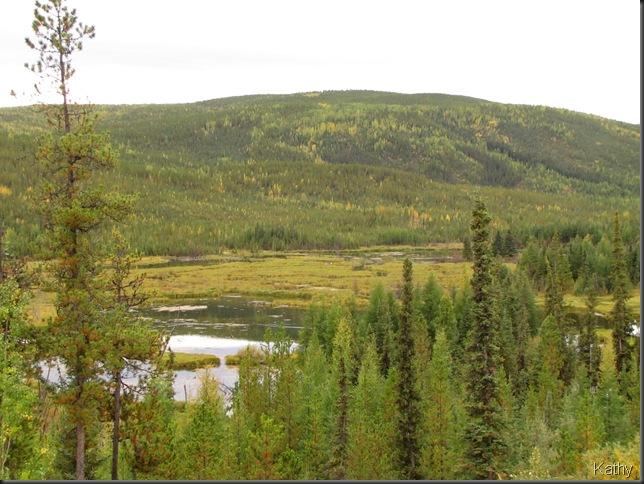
[0,90,639,256]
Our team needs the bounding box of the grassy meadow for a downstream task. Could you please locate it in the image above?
[27,245,639,328]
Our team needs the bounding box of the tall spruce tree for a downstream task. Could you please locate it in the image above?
[609,213,634,383]
[463,199,506,479]
[25,1,133,479]
[395,258,422,479]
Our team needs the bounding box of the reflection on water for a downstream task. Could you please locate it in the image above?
[138,295,304,343]
[139,296,306,400]
[40,297,307,401]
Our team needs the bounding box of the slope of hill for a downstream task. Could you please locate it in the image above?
[0,91,639,256]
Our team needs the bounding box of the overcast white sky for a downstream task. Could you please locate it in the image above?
[1,0,640,124]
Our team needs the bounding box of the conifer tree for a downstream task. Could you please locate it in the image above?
[543,256,576,387]
[463,199,506,479]
[270,327,301,451]
[577,279,602,388]
[346,339,396,479]
[492,231,504,257]
[434,294,458,348]
[557,367,604,476]
[421,273,443,342]
[296,331,331,480]
[535,315,566,427]
[362,282,398,376]
[121,375,178,479]
[395,258,422,479]
[174,370,226,479]
[609,213,634,383]
[596,362,632,446]
[25,1,133,479]
[328,316,353,479]
[502,229,518,258]
[420,329,465,480]
[246,415,288,480]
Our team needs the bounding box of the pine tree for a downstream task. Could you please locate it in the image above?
[395,258,422,479]
[102,229,166,480]
[463,199,506,479]
[246,415,287,480]
[25,1,133,479]
[270,327,301,451]
[121,375,178,479]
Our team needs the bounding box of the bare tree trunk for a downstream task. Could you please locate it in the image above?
[112,372,122,480]
[76,419,85,480]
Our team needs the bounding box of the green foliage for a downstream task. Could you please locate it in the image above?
[394,258,422,479]
[0,92,638,256]
[296,331,332,479]
[609,213,635,381]
[0,279,49,480]
[360,281,398,376]
[596,364,633,446]
[463,199,507,479]
[419,329,466,479]
[535,315,567,426]
[328,316,353,479]
[346,339,396,479]
[421,272,443,342]
[577,283,602,388]
[177,369,227,480]
[48,408,107,480]
[121,375,177,479]
[556,367,605,475]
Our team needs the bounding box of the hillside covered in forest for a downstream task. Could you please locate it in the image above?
[0,90,639,255]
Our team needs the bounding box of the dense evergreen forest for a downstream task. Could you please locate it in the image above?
[0,0,640,481]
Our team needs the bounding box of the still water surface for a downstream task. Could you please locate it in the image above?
[138,295,306,400]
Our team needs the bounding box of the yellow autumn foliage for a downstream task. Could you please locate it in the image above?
[577,435,640,480]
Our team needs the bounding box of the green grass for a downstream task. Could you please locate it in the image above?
[135,246,472,309]
[26,247,640,324]
[163,352,221,370]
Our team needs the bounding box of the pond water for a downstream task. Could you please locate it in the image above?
[137,295,307,400]
[40,296,307,402]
